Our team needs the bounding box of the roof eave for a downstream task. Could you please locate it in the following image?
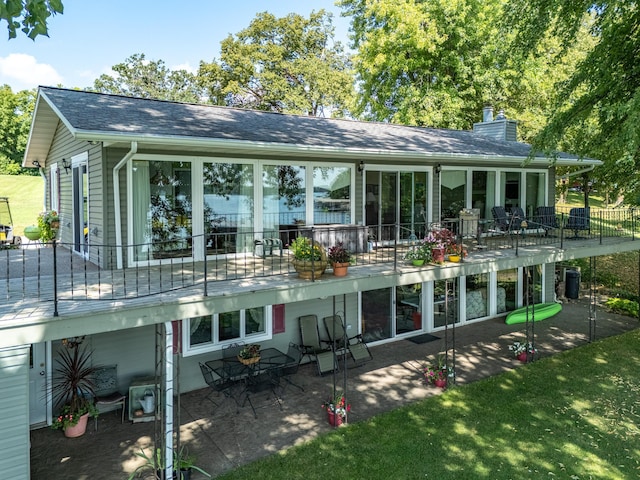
[74,130,598,166]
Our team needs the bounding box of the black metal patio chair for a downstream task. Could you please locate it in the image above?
[198,362,239,413]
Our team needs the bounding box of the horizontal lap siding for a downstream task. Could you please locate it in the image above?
[0,346,30,480]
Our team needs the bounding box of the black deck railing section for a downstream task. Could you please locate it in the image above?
[1,207,638,316]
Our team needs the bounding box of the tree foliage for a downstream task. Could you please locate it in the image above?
[197,10,354,116]
[503,0,640,202]
[0,85,35,175]
[91,53,204,103]
[339,0,592,141]
[0,0,63,39]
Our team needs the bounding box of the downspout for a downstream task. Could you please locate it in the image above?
[113,142,138,269]
[38,167,46,211]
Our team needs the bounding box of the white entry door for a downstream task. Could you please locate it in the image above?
[29,343,50,426]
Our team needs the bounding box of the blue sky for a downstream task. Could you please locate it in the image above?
[0,0,350,92]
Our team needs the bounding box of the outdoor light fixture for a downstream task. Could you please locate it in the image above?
[434,164,442,175]
[358,160,365,173]
[62,158,71,174]
[32,160,41,168]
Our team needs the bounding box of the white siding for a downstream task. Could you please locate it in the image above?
[0,346,30,480]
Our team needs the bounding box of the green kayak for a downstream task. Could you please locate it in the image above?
[505,302,562,325]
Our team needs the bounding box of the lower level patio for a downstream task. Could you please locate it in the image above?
[29,294,639,480]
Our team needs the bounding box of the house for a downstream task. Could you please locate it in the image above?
[4,87,634,478]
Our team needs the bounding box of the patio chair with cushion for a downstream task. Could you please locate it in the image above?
[491,206,517,232]
[323,314,373,367]
[92,364,126,431]
[298,314,338,375]
[565,207,590,239]
[535,206,559,236]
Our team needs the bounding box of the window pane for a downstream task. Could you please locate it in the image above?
[362,288,392,342]
[133,160,192,260]
[246,307,265,336]
[263,165,306,238]
[189,316,212,346]
[465,274,489,320]
[203,162,254,255]
[497,268,518,313]
[441,170,466,219]
[219,311,241,341]
[471,171,496,220]
[313,166,351,224]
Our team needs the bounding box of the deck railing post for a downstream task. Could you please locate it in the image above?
[599,210,603,244]
[203,234,208,296]
[53,240,59,317]
[560,213,565,249]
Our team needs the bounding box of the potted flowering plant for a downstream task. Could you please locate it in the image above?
[238,344,261,365]
[423,355,452,388]
[51,344,100,437]
[322,391,350,426]
[37,210,60,243]
[446,243,467,262]
[289,236,327,279]
[508,340,536,362]
[424,228,456,263]
[404,241,432,265]
[328,242,352,276]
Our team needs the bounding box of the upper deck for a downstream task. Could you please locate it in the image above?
[1,208,638,347]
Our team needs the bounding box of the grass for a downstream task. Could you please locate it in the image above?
[218,330,640,480]
[0,174,44,236]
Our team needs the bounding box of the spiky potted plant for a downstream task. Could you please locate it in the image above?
[50,343,99,437]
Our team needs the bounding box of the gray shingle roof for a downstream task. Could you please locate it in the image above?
[37,87,586,162]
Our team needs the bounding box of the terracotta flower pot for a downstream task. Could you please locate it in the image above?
[434,378,447,388]
[63,412,90,438]
[332,262,349,277]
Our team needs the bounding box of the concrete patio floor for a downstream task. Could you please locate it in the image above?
[30,294,639,480]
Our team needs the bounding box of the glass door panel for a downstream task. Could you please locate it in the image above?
[362,288,392,342]
[203,162,253,255]
[433,279,459,328]
[497,268,518,313]
[396,284,423,334]
[441,170,466,220]
[471,171,496,220]
[263,165,306,246]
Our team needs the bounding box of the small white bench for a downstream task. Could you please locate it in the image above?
[254,238,283,258]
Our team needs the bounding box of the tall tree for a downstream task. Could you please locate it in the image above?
[339,0,591,141]
[0,85,35,175]
[91,53,204,103]
[503,1,640,202]
[198,10,354,117]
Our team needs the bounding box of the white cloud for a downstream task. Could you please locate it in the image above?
[171,62,196,74]
[0,53,63,90]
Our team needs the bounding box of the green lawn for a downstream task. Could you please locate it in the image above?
[218,330,640,480]
[0,174,44,235]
